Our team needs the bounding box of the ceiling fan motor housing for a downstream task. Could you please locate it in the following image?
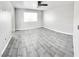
[38,1,48,6]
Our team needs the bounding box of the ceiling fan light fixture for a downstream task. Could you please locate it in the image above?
[38,1,48,7]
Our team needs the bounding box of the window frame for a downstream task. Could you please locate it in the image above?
[24,11,38,22]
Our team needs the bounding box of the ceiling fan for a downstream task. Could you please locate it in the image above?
[38,1,48,7]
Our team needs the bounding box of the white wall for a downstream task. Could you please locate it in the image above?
[73,1,79,57]
[15,8,43,30]
[0,2,14,56]
[11,4,15,32]
[43,2,74,35]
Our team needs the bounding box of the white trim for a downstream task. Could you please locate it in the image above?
[0,33,12,57]
[44,27,73,35]
[16,26,42,30]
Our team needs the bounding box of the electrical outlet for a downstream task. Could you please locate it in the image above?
[5,38,6,40]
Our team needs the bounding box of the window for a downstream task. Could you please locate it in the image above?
[24,12,38,22]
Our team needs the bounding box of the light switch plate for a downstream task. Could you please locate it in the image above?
[78,25,79,30]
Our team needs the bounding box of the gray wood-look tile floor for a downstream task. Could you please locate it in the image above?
[2,27,74,57]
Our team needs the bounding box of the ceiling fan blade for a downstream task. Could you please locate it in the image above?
[38,1,48,6]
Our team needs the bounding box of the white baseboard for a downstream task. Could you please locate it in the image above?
[1,33,12,57]
[16,26,73,35]
[16,26,42,30]
[44,27,73,35]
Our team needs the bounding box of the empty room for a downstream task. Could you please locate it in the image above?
[0,1,79,57]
